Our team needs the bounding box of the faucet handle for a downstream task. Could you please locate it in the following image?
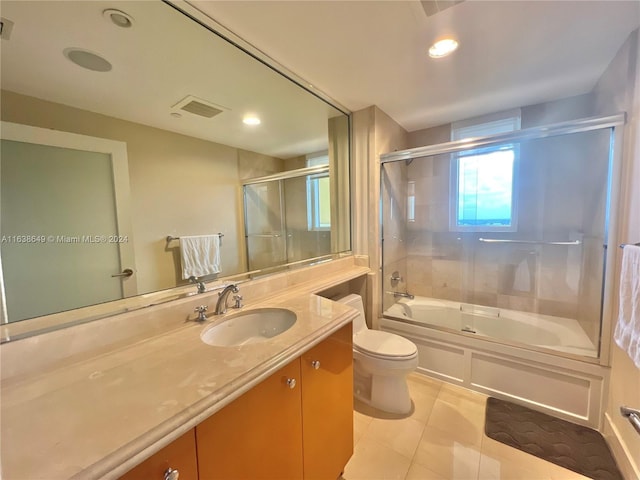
[233,294,243,309]
[194,305,208,321]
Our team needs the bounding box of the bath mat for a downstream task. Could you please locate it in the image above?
[484,397,623,480]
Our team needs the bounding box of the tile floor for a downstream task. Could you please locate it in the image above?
[343,373,591,480]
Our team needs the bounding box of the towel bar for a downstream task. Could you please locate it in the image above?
[166,233,224,244]
[619,242,640,248]
[620,406,640,435]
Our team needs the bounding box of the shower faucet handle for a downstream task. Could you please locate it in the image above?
[390,271,403,282]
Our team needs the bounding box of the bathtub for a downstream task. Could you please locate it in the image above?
[380,295,609,428]
[384,297,597,357]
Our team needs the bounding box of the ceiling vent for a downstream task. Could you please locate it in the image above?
[172,95,229,119]
[420,0,465,18]
[0,17,15,40]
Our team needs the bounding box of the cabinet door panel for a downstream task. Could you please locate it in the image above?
[119,429,198,480]
[196,360,303,480]
[301,324,353,480]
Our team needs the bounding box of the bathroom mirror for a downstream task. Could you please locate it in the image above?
[0,0,351,329]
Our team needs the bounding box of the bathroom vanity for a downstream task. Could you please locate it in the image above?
[120,324,353,480]
[0,258,369,479]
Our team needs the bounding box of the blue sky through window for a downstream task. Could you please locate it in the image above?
[457,147,514,226]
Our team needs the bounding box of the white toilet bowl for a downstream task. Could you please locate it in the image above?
[338,294,418,414]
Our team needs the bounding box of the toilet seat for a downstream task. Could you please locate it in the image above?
[353,330,417,359]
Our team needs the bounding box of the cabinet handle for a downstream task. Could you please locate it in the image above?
[164,468,179,480]
[311,360,321,370]
[286,378,296,389]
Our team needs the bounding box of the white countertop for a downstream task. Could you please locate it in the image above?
[1,289,360,479]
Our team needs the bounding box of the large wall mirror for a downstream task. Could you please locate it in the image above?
[0,0,351,330]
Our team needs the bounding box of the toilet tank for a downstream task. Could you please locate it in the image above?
[337,294,368,334]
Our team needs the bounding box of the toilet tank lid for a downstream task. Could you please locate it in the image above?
[335,293,363,308]
[354,330,417,358]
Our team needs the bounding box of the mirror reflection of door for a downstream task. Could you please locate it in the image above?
[0,122,136,322]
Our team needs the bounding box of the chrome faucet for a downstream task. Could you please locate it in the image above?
[215,284,239,315]
[189,276,206,294]
[392,291,414,300]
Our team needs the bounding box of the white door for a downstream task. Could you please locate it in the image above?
[0,122,136,322]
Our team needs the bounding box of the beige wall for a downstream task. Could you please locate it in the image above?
[1,90,284,294]
[593,30,640,479]
[352,105,409,327]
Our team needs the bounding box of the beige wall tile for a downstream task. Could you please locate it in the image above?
[538,299,578,319]
[497,294,538,313]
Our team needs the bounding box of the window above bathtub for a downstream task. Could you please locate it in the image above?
[449,110,521,232]
[306,152,331,231]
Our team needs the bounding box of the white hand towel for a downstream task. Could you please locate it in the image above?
[614,244,640,368]
[180,235,221,279]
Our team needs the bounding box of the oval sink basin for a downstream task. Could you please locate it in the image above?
[201,308,296,347]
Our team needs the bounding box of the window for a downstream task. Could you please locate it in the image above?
[306,152,330,231]
[450,110,521,232]
[407,181,416,223]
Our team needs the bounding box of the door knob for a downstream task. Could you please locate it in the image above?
[311,360,321,370]
[286,378,296,389]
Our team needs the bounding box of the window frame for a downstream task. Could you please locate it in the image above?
[448,110,521,233]
[305,151,331,231]
[449,144,520,232]
[306,172,331,231]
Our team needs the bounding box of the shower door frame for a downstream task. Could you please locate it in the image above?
[379,113,626,366]
[242,165,330,273]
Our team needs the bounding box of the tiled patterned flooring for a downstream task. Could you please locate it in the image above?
[343,373,591,480]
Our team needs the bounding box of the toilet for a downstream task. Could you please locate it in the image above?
[338,294,418,414]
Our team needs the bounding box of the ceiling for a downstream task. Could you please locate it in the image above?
[191,0,640,132]
[0,1,342,159]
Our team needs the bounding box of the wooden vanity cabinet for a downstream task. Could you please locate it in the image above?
[121,324,353,480]
[196,359,304,480]
[119,429,198,480]
[300,322,353,480]
[197,324,353,480]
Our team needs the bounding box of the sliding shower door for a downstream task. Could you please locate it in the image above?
[282,174,331,263]
[244,180,286,271]
[243,166,332,272]
[381,122,619,359]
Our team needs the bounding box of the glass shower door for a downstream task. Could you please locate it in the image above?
[283,174,331,263]
[243,180,286,271]
[381,124,617,359]
[243,166,333,272]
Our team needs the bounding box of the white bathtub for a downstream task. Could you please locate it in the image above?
[381,296,608,428]
[384,296,597,357]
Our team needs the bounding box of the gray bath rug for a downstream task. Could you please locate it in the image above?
[485,397,623,480]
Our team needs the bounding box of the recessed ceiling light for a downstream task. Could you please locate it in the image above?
[428,38,459,58]
[103,9,134,28]
[63,48,112,72]
[243,115,261,126]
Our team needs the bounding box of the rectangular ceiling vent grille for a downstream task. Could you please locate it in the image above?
[172,95,229,119]
[420,0,465,18]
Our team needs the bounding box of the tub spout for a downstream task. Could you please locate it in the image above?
[387,291,414,300]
